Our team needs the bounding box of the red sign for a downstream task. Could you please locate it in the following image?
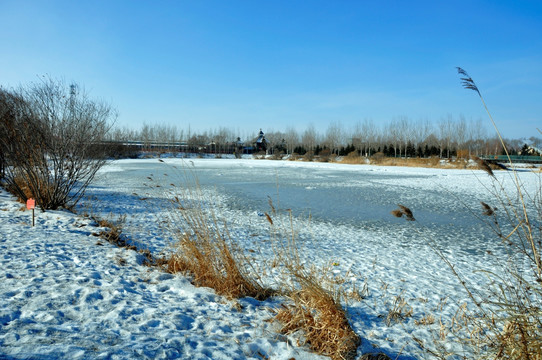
[26,198,35,210]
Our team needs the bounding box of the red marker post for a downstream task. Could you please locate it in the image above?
[26,198,36,226]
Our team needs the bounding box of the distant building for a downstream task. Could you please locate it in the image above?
[254,129,268,153]
[520,145,542,156]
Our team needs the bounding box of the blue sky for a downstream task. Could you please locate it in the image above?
[1,0,541,139]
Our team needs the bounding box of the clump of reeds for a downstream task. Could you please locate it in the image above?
[160,166,273,300]
[265,205,361,360]
[471,155,496,177]
[275,283,361,360]
[92,213,132,248]
[156,162,362,358]
[340,151,367,165]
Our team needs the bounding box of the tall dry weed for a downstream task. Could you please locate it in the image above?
[155,162,362,358]
[264,204,361,360]
[158,164,273,300]
[409,68,542,360]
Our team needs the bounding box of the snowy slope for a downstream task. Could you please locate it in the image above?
[0,189,325,359]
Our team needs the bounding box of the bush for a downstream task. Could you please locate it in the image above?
[0,79,116,210]
[370,152,386,164]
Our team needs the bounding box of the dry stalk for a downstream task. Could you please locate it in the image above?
[161,166,273,300]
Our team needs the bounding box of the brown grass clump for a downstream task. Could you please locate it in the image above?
[166,228,272,300]
[365,155,470,169]
[340,151,366,165]
[156,163,361,358]
[276,280,361,360]
[91,213,134,249]
[161,168,273,300]
[265,205,361,360]
[4,173,55,207]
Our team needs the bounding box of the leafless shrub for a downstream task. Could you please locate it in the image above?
[370,152,386,164]
[0,78,116,210]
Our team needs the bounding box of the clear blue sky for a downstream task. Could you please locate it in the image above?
[1,0,541,139]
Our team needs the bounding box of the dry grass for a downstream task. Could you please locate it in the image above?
[414,314,436,326]
[276,284,361,360]
[338,153,509,173]
[165,228,273,300]
[160,167,273,300]
[366,155,443,168]
[384,292,413,326]
[5,175,33,201]
[91,213,134,249]
[4,173,55,206]
[405,68,542,360]
[391,204,416,221]
[264,205,361,360]
[155,163,363,358]
[340,152,367,165]
[446,68,542,360]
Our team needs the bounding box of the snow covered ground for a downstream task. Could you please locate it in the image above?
[1,158,539,359]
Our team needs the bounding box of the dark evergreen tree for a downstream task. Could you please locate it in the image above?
[314,145,322,155]
[406,141,416,157]
[293,146,306,155]
[416,146,423,158]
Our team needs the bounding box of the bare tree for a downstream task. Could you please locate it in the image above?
[325,121,343,155]
[302,124,318,153]
[284,126,299,155]
[361,119,377,157]
[439,116,454,158]
[0,78,116,210]
[412,118,432,156]
[455,115,467,152]
[386,121,400,157]
[397,116,413,157]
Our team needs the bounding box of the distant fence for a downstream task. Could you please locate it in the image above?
[481,155,542,164]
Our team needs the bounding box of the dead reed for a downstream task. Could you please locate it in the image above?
[264,205,361,360]
[91,213,134,249]
[156,162,361,359]
[160,166,273,300]
[402,68,542,360]
[391,204,416,221]
[276,284,361,360]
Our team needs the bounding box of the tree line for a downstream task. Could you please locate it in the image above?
[107,117,540,158]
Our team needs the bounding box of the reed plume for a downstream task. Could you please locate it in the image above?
[391,204,415,221]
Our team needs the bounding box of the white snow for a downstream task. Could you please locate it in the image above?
[1,158,539,359]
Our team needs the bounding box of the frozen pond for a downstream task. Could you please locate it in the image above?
[90,158,508,255]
